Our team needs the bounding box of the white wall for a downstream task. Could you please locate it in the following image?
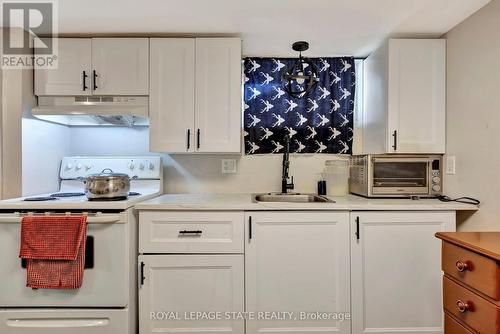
[2,68,36,198]
[22,117,71,195]
[445,0,500,230]
[69,126,150,156]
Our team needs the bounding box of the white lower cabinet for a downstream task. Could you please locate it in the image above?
[138,209,457,334]
[350,211,455,334]
[245,211,351,334]
[139,211,244,254]
[139,254,244,334]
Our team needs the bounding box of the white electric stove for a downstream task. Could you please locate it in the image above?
[0,156,162,334]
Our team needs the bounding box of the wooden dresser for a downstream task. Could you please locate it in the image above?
[436,232,500,334]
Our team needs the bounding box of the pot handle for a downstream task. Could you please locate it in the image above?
[101,168,114,174]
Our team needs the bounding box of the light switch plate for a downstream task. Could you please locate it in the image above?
[221,159,237,174]
[445,155,456,175]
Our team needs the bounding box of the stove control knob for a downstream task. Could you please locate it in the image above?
[128,162,135,170]
[65,163,73,170]
[432,184,441,192]
[432,176,441,184]
[139,163,145,170]
[85,165,92,171]
[148,162,155,170]
[75,163,82,171]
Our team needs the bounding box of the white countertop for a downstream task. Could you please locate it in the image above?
[0,189,161,211]
[134,193,480,211]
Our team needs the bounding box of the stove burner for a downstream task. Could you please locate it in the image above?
[50,192,85,198]
[24,196,58,202]
[129,192,141,196]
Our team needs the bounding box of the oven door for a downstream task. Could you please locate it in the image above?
[371,157,431,196]
[0,213,129,307]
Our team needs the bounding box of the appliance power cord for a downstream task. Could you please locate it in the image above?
[435,195,480,206]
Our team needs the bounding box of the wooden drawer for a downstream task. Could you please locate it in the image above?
[139,211,244,254]
[444,312,475,334]
[443,275,500,334]
[442,241,500,300]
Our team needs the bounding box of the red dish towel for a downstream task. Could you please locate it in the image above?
[19,216,87,289]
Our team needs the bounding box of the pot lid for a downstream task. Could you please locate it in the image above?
[88,168,130,178]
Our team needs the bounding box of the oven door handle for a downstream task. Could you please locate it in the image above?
[0,214,122,224]
[6,318,110,328]
[86,215,122,224]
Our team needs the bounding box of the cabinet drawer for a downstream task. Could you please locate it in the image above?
[443,276,500,333]
[444,312,475,334]
[139,211,244,253]
[442,241,500,300]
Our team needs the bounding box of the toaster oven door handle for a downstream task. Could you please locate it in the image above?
[371,158,433,163]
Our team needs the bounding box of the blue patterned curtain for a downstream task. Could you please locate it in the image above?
[243,57,355,154]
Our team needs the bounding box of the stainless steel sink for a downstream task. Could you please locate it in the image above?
[252,193,334,203]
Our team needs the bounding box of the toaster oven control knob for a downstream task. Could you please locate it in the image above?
[139,163,145,170]
[148,162,155,170]
[432,184,441,192]
[432,176,441,184]
[128,162,135,170]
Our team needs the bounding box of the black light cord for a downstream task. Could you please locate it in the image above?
[435,195,480,206]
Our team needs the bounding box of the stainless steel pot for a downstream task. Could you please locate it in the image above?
[84,168,130,200]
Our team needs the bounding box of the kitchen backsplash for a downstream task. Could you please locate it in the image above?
[23,123,339,195]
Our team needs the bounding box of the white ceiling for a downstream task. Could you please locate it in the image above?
[55,0,490,57]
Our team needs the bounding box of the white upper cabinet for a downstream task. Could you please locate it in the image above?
[245,212,351,334]
[34,38,92,96]
[91,38,149,95]
[363,39,446,154]
[195,38,242,153]
[149,39,195,152]
[351,211,455,334]
[35,38,149,96]
[149,38,242,154]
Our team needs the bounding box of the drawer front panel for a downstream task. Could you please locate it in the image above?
[443,276,500,333]
[139,211,244,253]
[444,312,475,334]
[442,241,500,300]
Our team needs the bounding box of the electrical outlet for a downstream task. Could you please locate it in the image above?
[221,159,237,174]
[445,155,456,175]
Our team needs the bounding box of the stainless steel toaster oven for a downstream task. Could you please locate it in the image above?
[349,154,443,198]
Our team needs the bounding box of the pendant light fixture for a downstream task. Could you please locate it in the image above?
[282,41,319,98]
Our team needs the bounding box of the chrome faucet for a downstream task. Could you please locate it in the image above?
[281,135,294,193]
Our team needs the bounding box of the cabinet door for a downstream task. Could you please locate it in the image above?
[246,212,351,334]
[149,39,195,152]
[195,38,241,153]
[139,255,244,334]
[387,39,446,153]
[34,38,92,96]
[351,211,455,334]
[91,38,149,95]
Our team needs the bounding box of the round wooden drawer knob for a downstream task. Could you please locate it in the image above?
[457,300,471,313]
[455,260,469,272]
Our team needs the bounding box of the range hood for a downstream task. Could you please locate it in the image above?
[31,96,149,126]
